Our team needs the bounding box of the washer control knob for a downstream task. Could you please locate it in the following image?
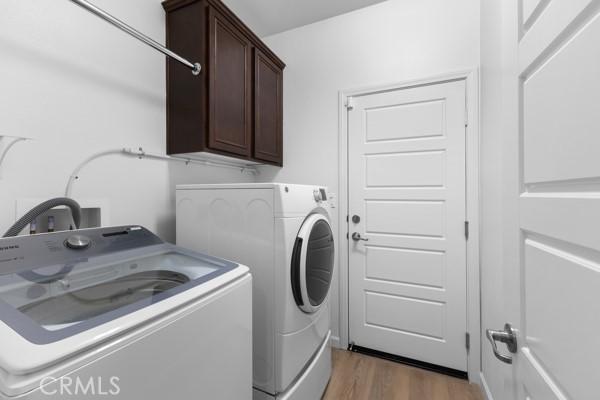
[65,235,91,250]
[313,189,323,202]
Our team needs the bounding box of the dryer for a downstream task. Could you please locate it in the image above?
[176,183,334,400]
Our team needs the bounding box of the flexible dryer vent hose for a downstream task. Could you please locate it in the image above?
[3,197,82,237]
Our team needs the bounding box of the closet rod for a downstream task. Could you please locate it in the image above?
[69,0,201,76]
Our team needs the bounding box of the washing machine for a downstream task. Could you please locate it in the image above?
[176,183,334,400]
[0,225,252,399]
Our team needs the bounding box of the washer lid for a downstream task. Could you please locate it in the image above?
[0,226,239,345]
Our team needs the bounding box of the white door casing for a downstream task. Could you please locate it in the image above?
[348,80,468,371]
[493,1,600,399]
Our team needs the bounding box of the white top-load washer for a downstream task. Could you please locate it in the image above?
[0,225,252,400]
[176,183,334,400]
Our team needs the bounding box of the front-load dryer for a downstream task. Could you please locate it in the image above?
[0,226,252,400]
[176,183,334,400]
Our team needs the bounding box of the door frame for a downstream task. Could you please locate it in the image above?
[337,69,481,383]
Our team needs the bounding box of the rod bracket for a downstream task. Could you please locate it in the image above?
[192,63,202,76]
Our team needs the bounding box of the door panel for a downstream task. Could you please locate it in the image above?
[208,7,251,156]
[365,99,445,141]
[518,0,595,72]
[523,9,600,184]
[253,49,283,164]
[502,1,600,399]
[366,151,445,187]
[521,197,600,253]
[348,80,467,371]
[521,0,546,28]
[366,200,445,237]
[365,246,445,288]
[365,291,445,339]
[520,350,563,400]
[524,238,600,396]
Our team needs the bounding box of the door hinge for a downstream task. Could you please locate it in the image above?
[346,97,355,111]
[464,221,469,240]
[346,232,349,240]
[465,332,470,351]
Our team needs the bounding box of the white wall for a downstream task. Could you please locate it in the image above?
[480,0,523,397]
[257,0,480,344]
[479,0,508,397]
[0,0,252,241]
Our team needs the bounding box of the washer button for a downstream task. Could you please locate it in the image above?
[65,235,91,250]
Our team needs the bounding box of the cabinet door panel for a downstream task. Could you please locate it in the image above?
[164,1,207,155]
[208,7,251,156]
[253,49,283,164]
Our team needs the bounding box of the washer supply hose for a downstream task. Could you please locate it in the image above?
[3,197,82,238]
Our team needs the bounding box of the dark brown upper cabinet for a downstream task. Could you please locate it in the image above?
[208,7,252,157]
[253,49,283,165]
[162,0,285,166]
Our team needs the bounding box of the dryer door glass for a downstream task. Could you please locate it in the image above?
[291,214,335,313]
[305,220,334,306]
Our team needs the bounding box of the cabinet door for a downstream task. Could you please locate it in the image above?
[208,7,252,156]
[253,49,283,165]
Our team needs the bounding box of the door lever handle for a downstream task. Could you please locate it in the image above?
[486,323,518,364]
[351,232,369,242]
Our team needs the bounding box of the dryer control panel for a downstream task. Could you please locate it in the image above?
[313,188,328,203]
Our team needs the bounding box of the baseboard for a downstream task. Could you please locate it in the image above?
[479,372,495,400]
[329,335,341,349]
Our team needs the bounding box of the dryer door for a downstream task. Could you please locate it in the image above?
[291,214,335,313]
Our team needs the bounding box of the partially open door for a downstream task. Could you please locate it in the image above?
[487,1,600,399]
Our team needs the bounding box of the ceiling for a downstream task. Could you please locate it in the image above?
[221,0,389,37]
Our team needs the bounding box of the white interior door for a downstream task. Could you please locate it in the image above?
[488,1,600,399]
[347,80,468,372]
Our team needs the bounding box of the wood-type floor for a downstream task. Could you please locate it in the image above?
[322,349,484,400]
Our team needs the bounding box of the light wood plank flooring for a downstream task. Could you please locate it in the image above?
[323,350,484,400]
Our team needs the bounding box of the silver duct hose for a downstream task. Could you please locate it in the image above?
[3,197,82,238]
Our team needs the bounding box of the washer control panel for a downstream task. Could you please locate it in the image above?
[0,226,163,274]
[65,235,92,250]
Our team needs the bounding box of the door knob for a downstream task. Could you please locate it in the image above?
[486,323,518,364]
[351,232,369,242]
